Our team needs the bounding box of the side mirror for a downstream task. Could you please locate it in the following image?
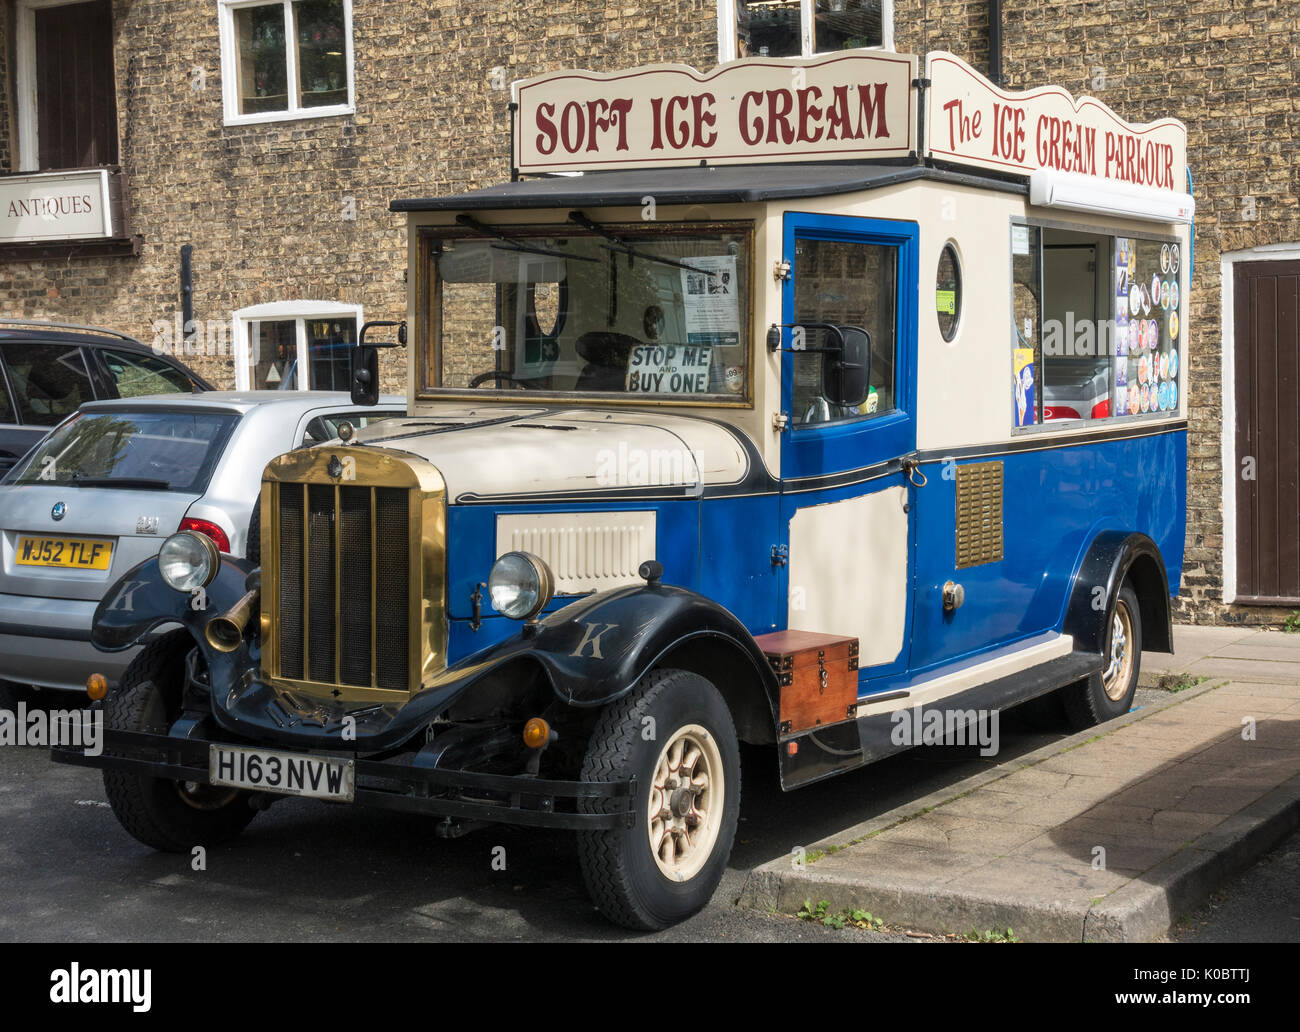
[351,320,407,407]
[350,346,379,407]
[822,325,871,409]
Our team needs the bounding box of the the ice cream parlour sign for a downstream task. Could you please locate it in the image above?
[511,51,1188,196]
[924,53,1188,191]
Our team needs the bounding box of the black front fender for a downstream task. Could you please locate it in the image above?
[469,583,780,714]
[207,582,781,752]
[92,554,259,673]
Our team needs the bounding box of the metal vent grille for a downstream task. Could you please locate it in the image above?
[274,483,411,691]
[955,462,1004,569]
[497,511,656,595]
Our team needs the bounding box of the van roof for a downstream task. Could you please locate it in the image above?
[390,162,1026,212]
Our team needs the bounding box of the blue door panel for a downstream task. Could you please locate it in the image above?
[699,493,782,635]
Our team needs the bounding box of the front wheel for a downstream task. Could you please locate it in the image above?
[102,630,256,852]
[1063,581,1143,729]
[577,668,741,930]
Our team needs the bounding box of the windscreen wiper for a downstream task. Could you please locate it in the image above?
[67,476,171,489]
[567,211,716,276]
[455,214,598,263]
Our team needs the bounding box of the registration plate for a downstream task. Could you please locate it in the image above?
[210,745,355,802]
[15,535,113,570]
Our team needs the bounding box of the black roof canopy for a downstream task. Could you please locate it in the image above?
[390,162,1025,213]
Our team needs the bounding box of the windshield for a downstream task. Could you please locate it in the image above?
[429,223,751,402]
[11,410,238,493]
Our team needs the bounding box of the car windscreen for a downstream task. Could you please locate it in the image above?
[9,409,239,494]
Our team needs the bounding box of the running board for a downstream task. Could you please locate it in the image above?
[779,649,1103,790]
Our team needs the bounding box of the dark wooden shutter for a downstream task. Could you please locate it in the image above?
[35,0,118,170]
[1234,259,1300,603]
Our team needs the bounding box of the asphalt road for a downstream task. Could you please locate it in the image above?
[0,687,1225,943]
[1172,825,1300,943]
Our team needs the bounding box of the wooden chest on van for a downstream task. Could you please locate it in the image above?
[754,630,860,734]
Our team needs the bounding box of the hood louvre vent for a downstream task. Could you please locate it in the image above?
[496,511,656,595]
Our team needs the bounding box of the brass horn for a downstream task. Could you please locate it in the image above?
[205,588,259,653]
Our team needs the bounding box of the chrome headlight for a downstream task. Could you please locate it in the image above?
[158,531,220,592]
[488,551,555,621]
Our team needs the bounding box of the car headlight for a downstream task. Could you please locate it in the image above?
[158,531,220,592]
[488,551,555,621]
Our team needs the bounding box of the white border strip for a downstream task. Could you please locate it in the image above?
[1218,243,1300,604]
[857,633,1075,719]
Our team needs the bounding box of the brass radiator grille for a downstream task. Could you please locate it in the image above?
[260,447,447,703]
[274,483,410,691]
[955,461,1004,568]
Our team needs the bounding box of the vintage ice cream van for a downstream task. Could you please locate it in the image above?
[57,51,1192,930]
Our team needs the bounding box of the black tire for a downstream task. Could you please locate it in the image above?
[0,680,24,712]
[102,629,256,852]
[245,497,261,564]
[577,668,741,931]
[1063,582,1143,729]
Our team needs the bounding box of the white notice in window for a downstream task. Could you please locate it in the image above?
[626,344,713,394]
[680,256,740,347]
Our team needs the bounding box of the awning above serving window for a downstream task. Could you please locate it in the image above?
[389,163,1024,213]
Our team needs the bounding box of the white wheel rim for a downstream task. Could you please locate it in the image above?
[647,724,724,882]
[1102,598,1135,701]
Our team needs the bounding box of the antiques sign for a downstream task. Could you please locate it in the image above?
[0,169,115,244]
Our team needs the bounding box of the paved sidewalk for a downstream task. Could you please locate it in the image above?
[740,626,1300,941]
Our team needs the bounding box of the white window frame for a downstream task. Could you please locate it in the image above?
[1219,243,1300,604]
[217,0,355,127]
[233,300,362,391]
[14,0,113,172]
[717,0,894,62]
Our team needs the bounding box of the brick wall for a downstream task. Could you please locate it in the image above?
[895,1,1300,625]
[5,1,1298,623]
[0,0,716,391]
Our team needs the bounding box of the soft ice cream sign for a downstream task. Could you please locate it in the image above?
[0,169,115,243]
[924,53,1188,191]
[512,52,918,173]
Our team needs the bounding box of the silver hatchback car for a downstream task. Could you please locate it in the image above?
[0,391,402,699]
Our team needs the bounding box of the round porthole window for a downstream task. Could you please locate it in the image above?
[936,243,962,342]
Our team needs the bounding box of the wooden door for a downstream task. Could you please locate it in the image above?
[1234,259,1300,603]
[34,0,118,170]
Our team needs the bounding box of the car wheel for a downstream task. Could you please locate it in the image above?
[577,668,740,931]
[102,629,256,852]
[245,498,261,564]
[1064,582,1143,729]
[0,680,24,712]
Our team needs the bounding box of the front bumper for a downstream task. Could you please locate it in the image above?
[51,727,636,831]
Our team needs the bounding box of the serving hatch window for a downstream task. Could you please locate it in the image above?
[1010,223,1183,428]
[428,224,751,403]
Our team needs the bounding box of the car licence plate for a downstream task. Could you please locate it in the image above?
[14,535,114,570]
[210,745,355,802]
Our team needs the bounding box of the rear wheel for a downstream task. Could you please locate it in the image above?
[577,668,741,930]
[1064,582,1142,729]
[102,630,255,852]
